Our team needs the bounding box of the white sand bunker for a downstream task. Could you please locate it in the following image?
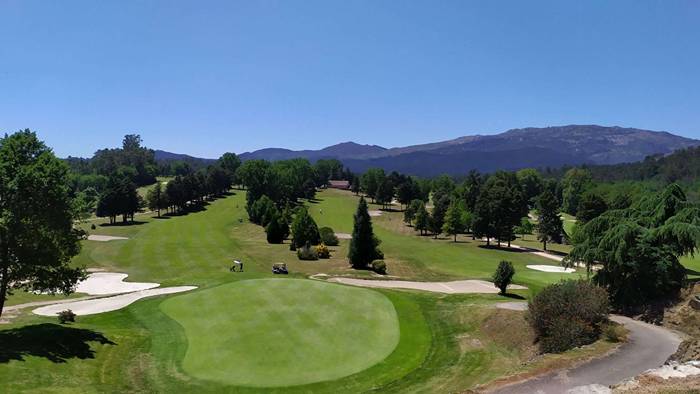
[75,272,159,295]
[87,235,129,242]
[527,264,575,273]
[335,233,352,239]
[368,210,383,217]
[328,278,526,294]
[33,286,197,316]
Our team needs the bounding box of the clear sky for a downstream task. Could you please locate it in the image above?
[1,0,699,158]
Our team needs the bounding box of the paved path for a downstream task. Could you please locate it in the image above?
[327,277,527,294]
[494,315,682,393]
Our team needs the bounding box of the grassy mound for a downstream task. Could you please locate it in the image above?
[160,279,400,387]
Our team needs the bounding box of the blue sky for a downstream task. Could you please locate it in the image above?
[1,0,699,158]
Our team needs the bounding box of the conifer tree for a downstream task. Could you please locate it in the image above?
[348,197,383,269]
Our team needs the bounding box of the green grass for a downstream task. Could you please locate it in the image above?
[0,189,621,392]
[310,189,581,294]
[160,279,400,387]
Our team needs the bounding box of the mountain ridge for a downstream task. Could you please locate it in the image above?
[158,125,699,176]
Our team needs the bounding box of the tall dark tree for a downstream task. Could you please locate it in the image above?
[516,168,544,207]
[348,197,383,269]
[536,189,564,251]
[0,130,84,318]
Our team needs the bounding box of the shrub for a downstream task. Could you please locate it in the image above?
[91,223,96,230]
[297,243,318,260]
[527,280,609,353]
[291,207,320,248]
[492,260,515,294]
[58,309,76,324]
[603,323,626,343]
[371,260,387,275]
[319,227,339,246]
[315,243,330,258]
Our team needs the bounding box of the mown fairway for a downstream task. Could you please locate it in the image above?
[160,279,400,387]
[0,188,629,392]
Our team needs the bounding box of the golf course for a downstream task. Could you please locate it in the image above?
[0,188,623,393]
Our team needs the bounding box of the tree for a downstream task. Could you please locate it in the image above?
[265,210,288,244]
[428,194,450,238]
[376,178,394,210]
[350,175,360,195]
[472,173,526,246]
[515,217,535,240]
[396,177,419,209]
[442,200,465,242]
[565,184,698,308]
[492,261,515,295]
[218,152,241,185]
[146,182,168,217]
[0,130,84,318]
[536,189,564,251]
[291,207,320,248]
[561,168,592,215]
[576,191,608,224]
[360,168,385,202]
[414,202,430,235]
[404,199,423,226]
[516,168,544,207]
[348,197,383,269]
[302,179,316,200]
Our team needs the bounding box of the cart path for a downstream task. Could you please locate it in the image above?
[493,315,682,393]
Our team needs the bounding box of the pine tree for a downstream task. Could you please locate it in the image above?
[442,200,464,242]
[348,197,383,269]
[536,189,564,251]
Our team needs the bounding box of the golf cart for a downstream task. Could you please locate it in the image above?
[272,263,288,275]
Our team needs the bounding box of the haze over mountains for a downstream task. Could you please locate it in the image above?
[157,125,699,177]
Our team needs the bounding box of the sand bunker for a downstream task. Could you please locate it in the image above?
[75,272,159,295]
[335,233,352,239]
[368,210,383,217]
[33,286,197,316]
[526,265,576,273]
[328,278,526,294]
[87,235,129,242]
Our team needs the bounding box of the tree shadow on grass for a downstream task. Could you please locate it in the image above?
[0,323,115,363]
[500,293,526,300]
[99,220,147,227]
[478,245,528,253]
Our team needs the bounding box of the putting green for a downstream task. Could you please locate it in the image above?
[160,278,400,387]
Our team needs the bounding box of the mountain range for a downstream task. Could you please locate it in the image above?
[158,125,699,177]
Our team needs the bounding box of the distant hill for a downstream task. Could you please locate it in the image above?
[234,125,699,176]
[239,142,387,162]
[154,150,217,167]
